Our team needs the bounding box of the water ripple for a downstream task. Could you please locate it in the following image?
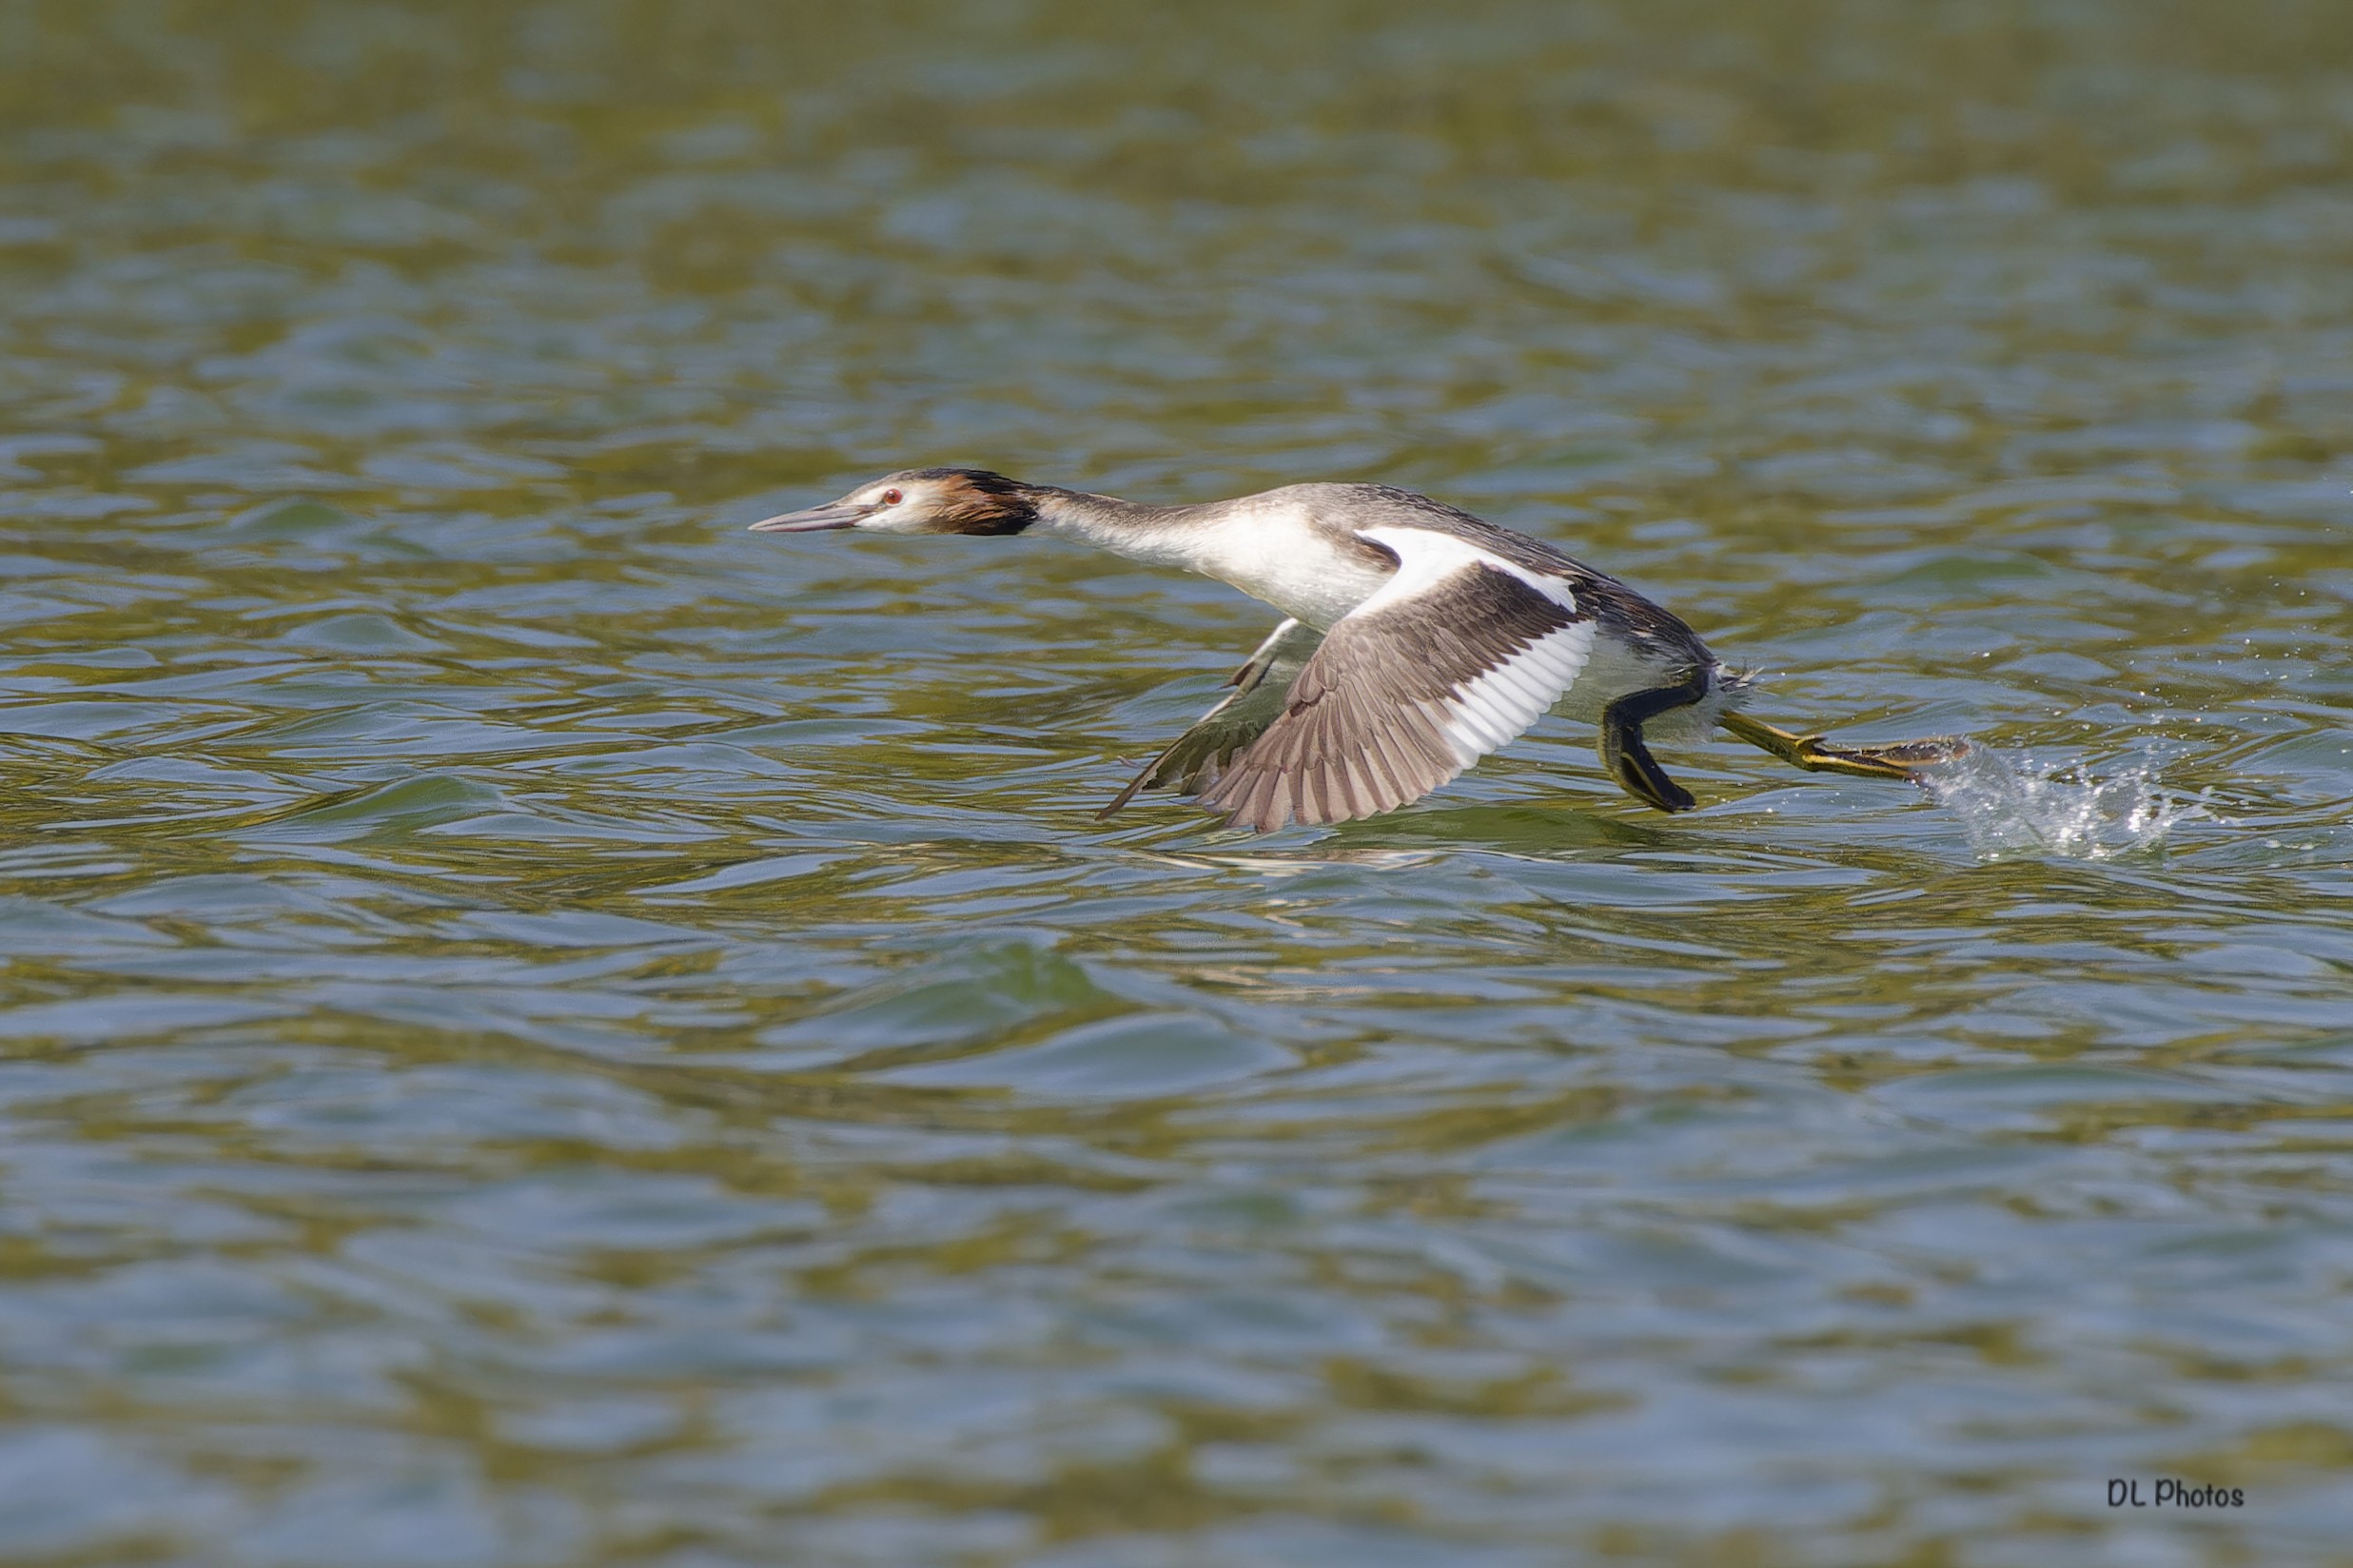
[2,2,2350,1563]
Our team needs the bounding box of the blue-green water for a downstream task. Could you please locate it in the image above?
[3,3,2351,1563]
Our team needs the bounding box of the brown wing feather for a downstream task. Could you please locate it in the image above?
[1097,619,1324,818]
[1199,564,1585,833]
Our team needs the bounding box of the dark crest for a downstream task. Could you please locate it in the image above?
[892,467,1039,536]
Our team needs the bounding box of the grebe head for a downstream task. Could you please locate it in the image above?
[747,467,1037,538]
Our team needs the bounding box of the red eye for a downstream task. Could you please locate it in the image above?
[879,488,903,505]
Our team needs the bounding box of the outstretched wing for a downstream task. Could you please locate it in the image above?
[1098,618,1324,817]
[1198,528,1595,832]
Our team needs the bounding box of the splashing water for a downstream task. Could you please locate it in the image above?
[1917,742,2198,860]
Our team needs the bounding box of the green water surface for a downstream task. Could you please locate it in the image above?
[2,2,2351,1563]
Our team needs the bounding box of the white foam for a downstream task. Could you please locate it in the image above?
[1919,742,2201,861]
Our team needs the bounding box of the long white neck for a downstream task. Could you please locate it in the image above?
[1022,485,1390,628]
[1025,487,1224,573]
[1026,487,1186,555]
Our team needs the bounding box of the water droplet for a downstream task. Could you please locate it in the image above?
[1918,744,2196,861]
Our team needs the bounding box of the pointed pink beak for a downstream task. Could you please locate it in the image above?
[748,501,873,533]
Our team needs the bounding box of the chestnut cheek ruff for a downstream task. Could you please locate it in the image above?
[936,499,1038,536]
[880,467,1040,536]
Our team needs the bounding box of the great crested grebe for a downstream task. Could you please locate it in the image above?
[749,468,1964,832]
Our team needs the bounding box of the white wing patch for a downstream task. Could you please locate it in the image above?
[1354,525,1580,607]
[1355,524,1593,768]
[1433,618,1595,766]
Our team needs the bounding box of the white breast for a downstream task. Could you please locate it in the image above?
[1176,501,1395,628]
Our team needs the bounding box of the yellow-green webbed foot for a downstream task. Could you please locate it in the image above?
[1720,711,1970,782]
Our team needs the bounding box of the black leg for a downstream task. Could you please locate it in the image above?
[1598,672,1706,813]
